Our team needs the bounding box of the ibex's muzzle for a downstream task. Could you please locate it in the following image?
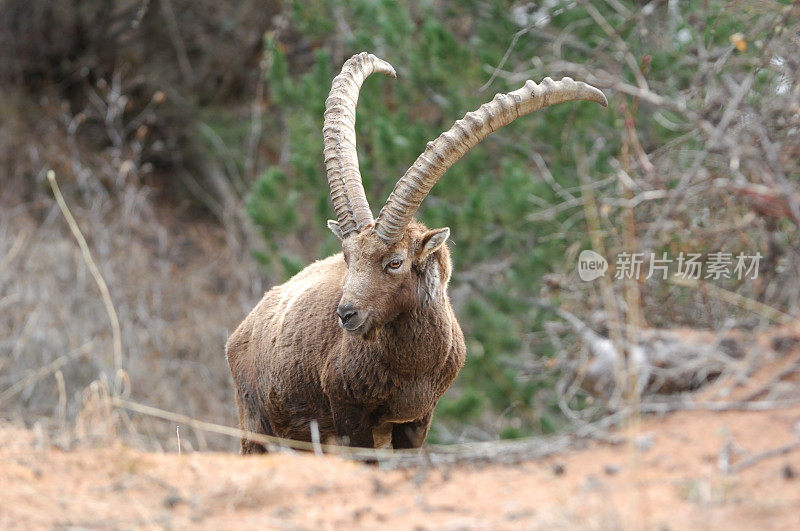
[336,302,360,331]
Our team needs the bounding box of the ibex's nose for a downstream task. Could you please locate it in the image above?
[336,303,359,328]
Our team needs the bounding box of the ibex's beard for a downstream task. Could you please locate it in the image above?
[417,263,442,305]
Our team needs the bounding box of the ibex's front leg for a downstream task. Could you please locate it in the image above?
[372,423,394,449]
[331,403,379,448]
[391,411,433,449]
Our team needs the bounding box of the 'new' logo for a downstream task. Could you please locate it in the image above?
[578,250,607,281]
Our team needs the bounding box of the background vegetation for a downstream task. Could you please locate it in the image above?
[1,0,798,450]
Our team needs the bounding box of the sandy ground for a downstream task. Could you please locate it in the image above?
[2,400,799,530]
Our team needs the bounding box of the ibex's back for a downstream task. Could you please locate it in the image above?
[226,254,346,446]
[226,52,606,452]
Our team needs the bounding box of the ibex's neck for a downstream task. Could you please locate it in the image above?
[378,297,455,375]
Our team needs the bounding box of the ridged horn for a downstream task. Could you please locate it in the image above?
[374,77,607,244]
[323,52,396,237]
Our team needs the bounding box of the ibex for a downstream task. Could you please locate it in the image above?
[227,52,606,452]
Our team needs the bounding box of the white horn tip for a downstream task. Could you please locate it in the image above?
[370,54,397,78]
[582,83,608,107]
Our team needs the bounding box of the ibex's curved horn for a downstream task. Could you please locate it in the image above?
[374,77,607,244]
[324,53,396,237]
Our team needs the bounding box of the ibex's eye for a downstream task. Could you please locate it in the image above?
[387,259,403,270]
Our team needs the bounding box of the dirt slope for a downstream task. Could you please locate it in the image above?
[3,403,799,530]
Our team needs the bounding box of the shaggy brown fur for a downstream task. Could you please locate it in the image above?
[226,220,466,452]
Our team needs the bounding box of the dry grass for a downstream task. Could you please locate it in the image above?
[0,127,264,451]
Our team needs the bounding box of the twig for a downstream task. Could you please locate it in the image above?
[0,342,94,409]
[159,0,195,85]
[526,196,584,222]
[728,441,800,474]
[575,144,626,406]
[310,420,323,457]
[600,190,669,208]
[742,357,800,402]
[669,277,798,325]
[480,25,531,91]
[639,398,800,413]
[111,397,576,467]
[112,394,799,468]
[603,0,633,18]
[47,171,124,394]
[531,152,575,201]
[574,398,800,441]
[642,73,754,248]
[0,228,27,274]
[576,0,649,90]
[111,396,390,458]
[245,50,268,186]
[7,308,41,368]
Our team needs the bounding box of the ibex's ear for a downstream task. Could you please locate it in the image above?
[327,220,345,240]
[417,227,450,261]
